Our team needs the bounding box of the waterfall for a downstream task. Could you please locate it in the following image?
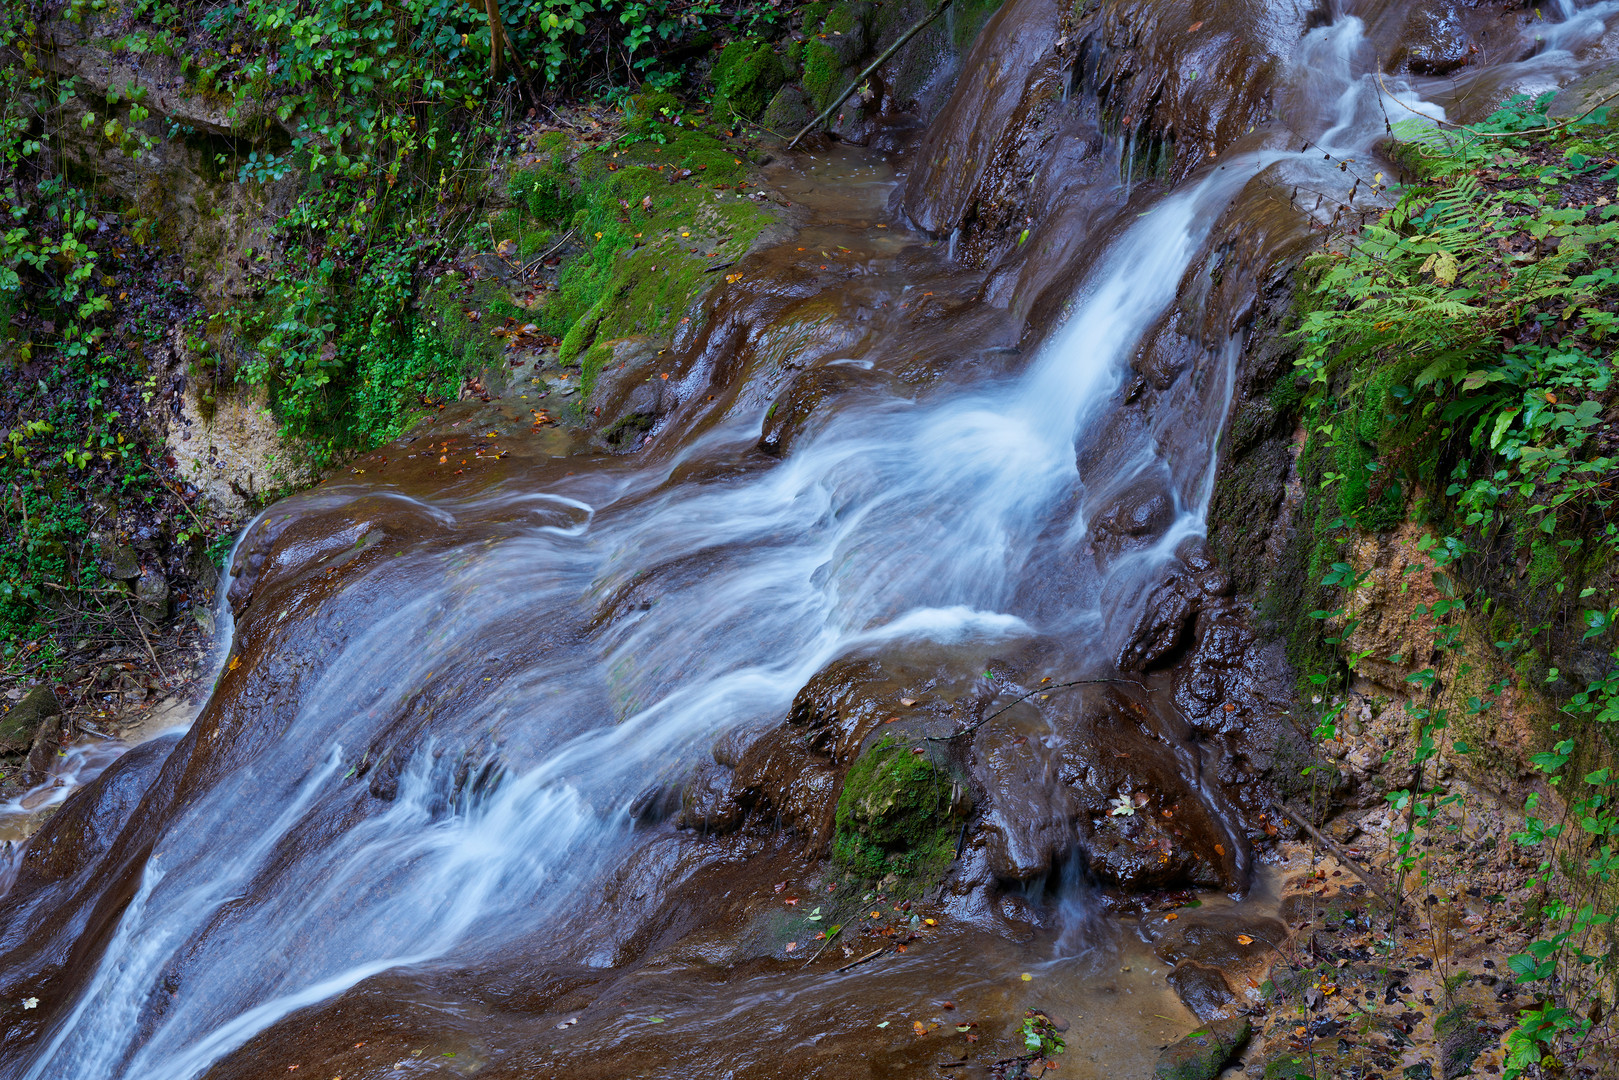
[3,2,1612,1077]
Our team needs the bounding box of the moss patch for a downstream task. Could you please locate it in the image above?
[833,735,967,881]
[713,39,788,120]
[507,120,779,397]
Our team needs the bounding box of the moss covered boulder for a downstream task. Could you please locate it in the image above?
[713,39,789,120]
[833,735,968,880]
[1154,1017,1251,1080]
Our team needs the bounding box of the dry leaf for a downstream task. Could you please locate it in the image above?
[1237,934,1254,945]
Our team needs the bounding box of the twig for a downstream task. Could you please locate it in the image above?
[788,0,956,150]
[801,920,846,967]
[1374,72,1619,139]
[704,260,737,273]
[926,676,1146,742]
[125,596,170,686]
[149,470,212,539]
[831,946,887,974]
[1272,801,1401,915]
[521,227,577,275]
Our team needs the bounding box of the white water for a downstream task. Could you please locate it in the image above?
[13,5,1613,1077]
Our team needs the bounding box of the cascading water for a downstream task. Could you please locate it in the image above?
[3,2,1614,1077]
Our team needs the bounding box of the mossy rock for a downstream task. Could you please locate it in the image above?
[833,735,967,880]
[1154,1017,1250,1080]
[623,92,683,135]
[0,685,60,756]
[713,39,788,120]
[761,84,815,135]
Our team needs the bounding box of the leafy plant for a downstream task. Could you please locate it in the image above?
[1293,92,1619,1078]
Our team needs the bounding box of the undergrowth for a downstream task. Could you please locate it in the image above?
[1294,93,1619,1078]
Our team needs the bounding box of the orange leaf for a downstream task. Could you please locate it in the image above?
[1164,913,1178,921]
[1188,19,1203,31]
[1237,934,1254,945]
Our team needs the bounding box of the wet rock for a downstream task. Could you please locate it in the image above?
[1090,480,1176,557]
[678,761,745,833]
[901,0,1063,235]
[1397,7,1475,76]
[1148,908,1286,970]
[136,568,170,624]
[19,731,181,884]
[1167,961,1235,1021]
[730,728,842,844]
[758,364,879,456]
[0,685,61,757]
[588,337,669,449]
[1135,321,1206,391]
[784,657,890,763]
[1154,1016,1250,1080]
[1115,569,1197,672]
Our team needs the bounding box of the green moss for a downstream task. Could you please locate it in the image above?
[800,39,845,109]
[531,124,775,395]
[822,3,858,34]
[951,0,1007,48]
[712,38,788,120]
[623,91,682,135]
[832,735,967,881]
[1528,539,1561,588]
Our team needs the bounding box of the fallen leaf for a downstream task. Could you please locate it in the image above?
[1214,844,1225,856]
[784,942,798,952]
[900,697,916,706]
[1164,913,1179,921]
[1237,934,1254,945]
[227,656,240,672]
[646,1016,665,1023]
[876,1021,890,1028]
[1021,973,1033,982]
[21,998,37,1010]
[1188,19,1203,31]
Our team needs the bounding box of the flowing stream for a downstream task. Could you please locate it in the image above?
[2,1,1614,1077]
